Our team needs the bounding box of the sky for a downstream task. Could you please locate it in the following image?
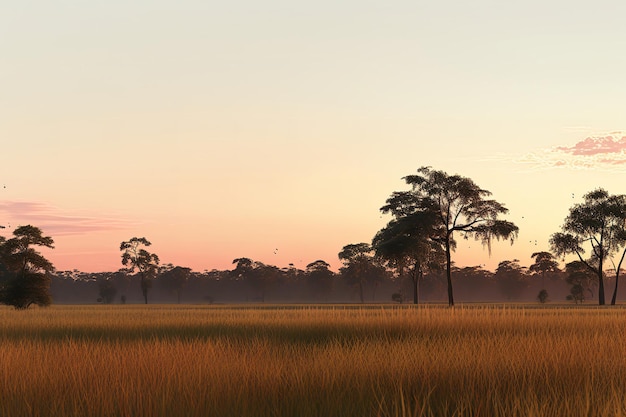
[2,0,626,273]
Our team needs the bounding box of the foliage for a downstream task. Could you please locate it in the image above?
[120,237,160,304]
[338,244,388,303]
[231,258,282,302]
[305,260,335,301]
[98,278,117,304]
[529,251,561,276]
[384,166,518,306]
[537,289,549,303]
[550,188,626,305]
[158,264,191,303]
[495,259,528,301]
[373,207,444,304]
[564,261,597,304]
[0,225,54,309]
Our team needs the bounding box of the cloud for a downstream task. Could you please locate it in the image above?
[556,133,626,156]
[0,201,135,236]
[515,132,626,171]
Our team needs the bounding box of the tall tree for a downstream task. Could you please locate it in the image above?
[550,189,626,305]
[0,225,54,309]
[373,209,444,304]
[385,167,518,306]
[120,237,160,304]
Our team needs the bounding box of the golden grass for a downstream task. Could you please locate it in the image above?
[1,304,625,416]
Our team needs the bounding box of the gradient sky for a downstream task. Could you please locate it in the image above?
[2,0,626,273]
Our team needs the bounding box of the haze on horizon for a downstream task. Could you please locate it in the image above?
[2,0,626,273]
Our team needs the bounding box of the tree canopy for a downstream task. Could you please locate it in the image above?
[383,166,518,306]
[120,237,160,304]
[550,188,626,305]
[0,225,55,309]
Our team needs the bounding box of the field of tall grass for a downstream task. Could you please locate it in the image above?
[1,304,625,417]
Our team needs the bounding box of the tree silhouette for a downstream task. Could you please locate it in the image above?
[373,208,444,304]
[494,259,527,301]
[120,237,159,304]
[159,264,191,304]
[529,251,560,299]
[0,225,54,309]
[98,277,117,304]
[338,243,388,303]
[305,260,334,301]
[550,189,626,305]
[564,261,597,303]
[386,167,518,306]
[231,258,281,302]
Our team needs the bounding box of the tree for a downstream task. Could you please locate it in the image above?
[373,209,444,304]
[564,261,597,303]
[387,167,518,306]
[0,225,54,309]
[529,251,560,285]
[159,264,192,304]
[528,251,561,303]
[120,237,160,304]
[231,258,280,302]
[305,260,334,301]
[550,189,626,305]
[97,278,117,304]
[494,259,528,301]
[338,243,388,303]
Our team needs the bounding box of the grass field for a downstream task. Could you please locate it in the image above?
[1,304,626,417]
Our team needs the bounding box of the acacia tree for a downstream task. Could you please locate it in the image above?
[0,225,54,309]
[120,237,160,304]
[389,167,518,306]
[373,206,444,304]
[550,189,626,305]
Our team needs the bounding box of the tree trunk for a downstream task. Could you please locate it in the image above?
[140,275,149,304]
[412,262,419,305]
[445,237,454,306]
[611,249,626,306]
[598,258,605,306]
[611,272,619,305]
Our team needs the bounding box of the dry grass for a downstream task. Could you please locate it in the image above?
[1,304,625,416]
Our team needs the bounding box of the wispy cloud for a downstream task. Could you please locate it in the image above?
[515,132,626,171]
[0,201,135,236]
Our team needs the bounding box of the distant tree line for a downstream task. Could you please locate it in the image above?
[4,167,626,307]
[45,251,626,305]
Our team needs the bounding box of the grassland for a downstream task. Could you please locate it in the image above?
[1,304,626,417]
